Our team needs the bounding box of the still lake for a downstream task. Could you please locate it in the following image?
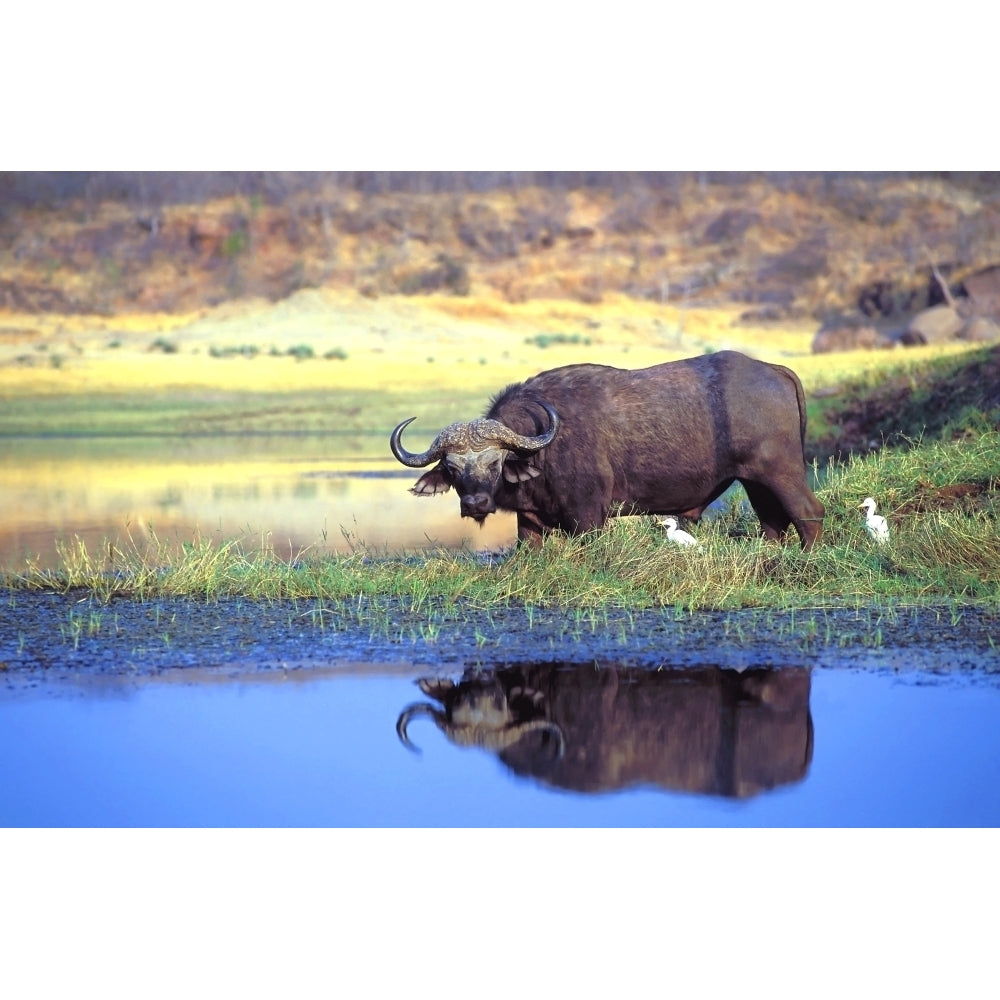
[0,433,515,570]
[2,662,999,826]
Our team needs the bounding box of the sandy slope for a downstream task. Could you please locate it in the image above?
[0,288,823,397]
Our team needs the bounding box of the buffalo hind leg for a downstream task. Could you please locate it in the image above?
[776,484,824,551]
[743,480,824,551]
[741,481,793,544]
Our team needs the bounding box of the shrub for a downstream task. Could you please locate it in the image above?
[398,254,470,296]
[209,345,260,359]
[524,332,592,349]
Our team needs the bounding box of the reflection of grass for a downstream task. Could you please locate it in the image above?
[154,488,184,510]
[0,384,493,437]
[293,481,319,500]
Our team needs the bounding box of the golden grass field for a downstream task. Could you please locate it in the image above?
[0,286,975,402]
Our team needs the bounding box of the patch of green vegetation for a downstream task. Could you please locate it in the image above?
[100,257,122,285]
[209,344,260,359]
[222,230,249,258]
[260,344,347,362]
[807,344,1000,462]
[524,332,592,349]
[149,336,179,354]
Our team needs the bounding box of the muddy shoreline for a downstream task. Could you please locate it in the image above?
[2,592,998,693]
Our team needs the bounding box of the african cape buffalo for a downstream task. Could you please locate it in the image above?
[390,350,824,549]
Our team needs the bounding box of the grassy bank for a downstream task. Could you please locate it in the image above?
[5,430,998,614]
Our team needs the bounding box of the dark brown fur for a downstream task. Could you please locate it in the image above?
[404,350,825,549]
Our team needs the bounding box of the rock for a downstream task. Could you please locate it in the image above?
[812,319,894,354]
[857,264,959,319]
[960,264,1000,317]
[959,316,1000,342]
[899,304,966,345]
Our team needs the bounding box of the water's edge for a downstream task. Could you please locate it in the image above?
[3,592,998,693]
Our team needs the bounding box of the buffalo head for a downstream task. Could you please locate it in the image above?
[389,403,559,523]
[396,676,565,758]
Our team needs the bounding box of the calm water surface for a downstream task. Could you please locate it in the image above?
[2,664,998,826]
[0,433,516,568]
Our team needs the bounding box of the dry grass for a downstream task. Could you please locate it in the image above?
[0,284,982,452]
[6,173,999,326]
[0,288,803,401]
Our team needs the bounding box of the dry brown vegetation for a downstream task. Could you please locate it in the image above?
[2,171,999,325]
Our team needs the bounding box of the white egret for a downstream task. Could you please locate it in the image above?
[660,516,700,547]
[860,497,890,544]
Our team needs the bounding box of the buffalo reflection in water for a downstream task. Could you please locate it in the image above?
[397,663,812,798]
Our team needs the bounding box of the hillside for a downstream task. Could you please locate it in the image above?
[2,172,999,327]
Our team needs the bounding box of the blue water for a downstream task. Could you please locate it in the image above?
[1,666,998,827]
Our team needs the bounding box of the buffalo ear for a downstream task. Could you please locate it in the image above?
[411,468,451,496]
[503,459,541,484]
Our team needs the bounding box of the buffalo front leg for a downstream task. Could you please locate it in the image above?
[742,481,793,543]
[516,511,548,547]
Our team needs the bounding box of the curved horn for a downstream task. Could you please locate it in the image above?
[509,719,565,760]
[454,719,565,757]
[390,418,444,468]
[391,404,558,467]
[395,703,445,753]
[483,402,559,453]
